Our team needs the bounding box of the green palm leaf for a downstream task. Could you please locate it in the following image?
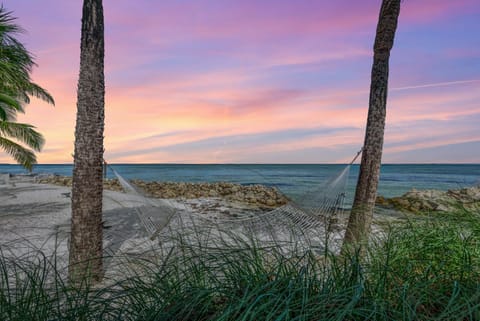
[24,82,55,105]
[0,6,54,107]
[0,5,24,37]
[0,92,22,120]
[0,6,54,169]
[0,93,21,110]
[0,136,36,170]
[0,120,44,151]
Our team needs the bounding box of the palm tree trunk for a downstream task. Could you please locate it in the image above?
[342,0,401,250]
[69,0,105,283]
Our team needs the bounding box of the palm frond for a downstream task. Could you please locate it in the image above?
[0,121,44,151]
[0,6,52,170]
[0,59,31,86]
[0,107,18,121]
[0,43,34,74]
[0,93,22,117]
[0,103,19,121]
[0,7,53,107]
[0,6,25,43]
[24,82,55,105]
[0,136,36,170]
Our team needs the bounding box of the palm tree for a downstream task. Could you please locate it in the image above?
[0,6,54,169]
[342,0,401,250]
[69,0,105,283]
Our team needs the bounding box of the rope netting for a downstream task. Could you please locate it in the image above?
[106,150,360,254]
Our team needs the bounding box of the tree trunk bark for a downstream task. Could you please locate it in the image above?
[342,0,401,250]
[69,0,105,283]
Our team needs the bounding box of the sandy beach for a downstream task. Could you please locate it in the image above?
[0,173,410,265]
[0,175,302,261]
[1,175,167,261]
[0,174,337,262]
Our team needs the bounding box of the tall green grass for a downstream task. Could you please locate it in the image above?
[1,207,480,320]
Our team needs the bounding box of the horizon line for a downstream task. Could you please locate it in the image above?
[1,162,479,166]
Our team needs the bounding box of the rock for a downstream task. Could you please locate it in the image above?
[375,195,388,206]
[36,175,290,208]
[265,199,276,207]
[376,185,480,213]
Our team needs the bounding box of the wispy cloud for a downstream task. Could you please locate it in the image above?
[391,79,480,91]
[1,0,479,163]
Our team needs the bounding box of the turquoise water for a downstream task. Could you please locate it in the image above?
[1,164,479,206]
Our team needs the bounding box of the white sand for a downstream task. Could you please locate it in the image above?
[0,175,184,261]
[0,175,280,258]
[0,174,401,267]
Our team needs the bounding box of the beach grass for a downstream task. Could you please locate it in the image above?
[1,207,480,320]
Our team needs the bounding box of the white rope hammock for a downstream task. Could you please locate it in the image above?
[105,149,361,252]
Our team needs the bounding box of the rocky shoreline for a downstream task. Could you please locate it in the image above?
[376,186,480,213]
[13,173,480,214]
[34,175,289,209]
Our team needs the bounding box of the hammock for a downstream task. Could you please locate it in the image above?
[105,149,361,253]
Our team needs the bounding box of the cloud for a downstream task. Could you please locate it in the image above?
[1,0,479,164]
[385,141,480,163]
[391,79,480,92]
[106,126,358,163]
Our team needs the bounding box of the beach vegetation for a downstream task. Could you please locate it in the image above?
[1,208,480,320]
[0,6,54,170]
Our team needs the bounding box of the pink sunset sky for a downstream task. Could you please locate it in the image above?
[1,0,480,164]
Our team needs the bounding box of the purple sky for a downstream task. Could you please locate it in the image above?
[2,0,480,163]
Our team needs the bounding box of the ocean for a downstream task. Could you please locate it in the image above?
[1,164,479,207]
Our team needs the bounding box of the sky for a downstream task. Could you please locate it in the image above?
[1,0,479,164]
